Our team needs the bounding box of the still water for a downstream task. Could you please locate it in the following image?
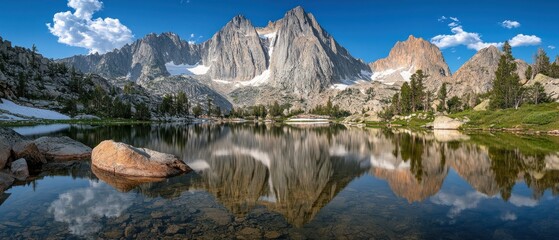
[1,123,559,239]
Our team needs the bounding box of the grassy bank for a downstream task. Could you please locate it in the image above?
[0,118,152,127]
[450,102,559,132]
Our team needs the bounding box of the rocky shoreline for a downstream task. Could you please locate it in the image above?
[0,127,191,193]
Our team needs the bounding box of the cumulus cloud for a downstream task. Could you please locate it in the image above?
[549,45,556,50]
[501,20,521,29]
[47,0,133,54]
[431,19,541,50]
[509,34,541,47]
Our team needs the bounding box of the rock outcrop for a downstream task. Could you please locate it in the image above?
[91,140,190,178]
[34,136,92,161]
[433,116,464,130]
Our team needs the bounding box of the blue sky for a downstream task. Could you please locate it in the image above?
[0,0,557,72]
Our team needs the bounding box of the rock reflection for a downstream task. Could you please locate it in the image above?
[48,180,133,236]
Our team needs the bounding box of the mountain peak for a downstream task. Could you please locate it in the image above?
[369,35,451,85]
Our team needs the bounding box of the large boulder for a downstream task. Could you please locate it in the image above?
[10,158,29,181]
[34,136,92,161]
[92,140,190,178]
[433,116,464,130]
[12,141,47,169]
[0,172,14,192]
[0,140,10,169]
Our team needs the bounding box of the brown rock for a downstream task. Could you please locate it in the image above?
[0,172,14,192]
[12,141,46,169]
[34,136,92,161]
[92,140,190,178]
[0,140,10,169]
[10,158,29,181]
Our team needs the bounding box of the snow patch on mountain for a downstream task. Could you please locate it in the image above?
[0,99,70,120]
[165,62,210,76]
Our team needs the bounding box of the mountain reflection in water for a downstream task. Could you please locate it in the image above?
[64,124,559,224]
[3,123,559,238]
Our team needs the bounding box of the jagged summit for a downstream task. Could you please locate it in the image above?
[369,35,451,85]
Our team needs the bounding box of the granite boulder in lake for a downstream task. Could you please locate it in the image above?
[91,140,191,178]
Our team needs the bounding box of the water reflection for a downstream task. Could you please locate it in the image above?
[48,181,133,236]
[65,125,559,222]
[4,124,559,238]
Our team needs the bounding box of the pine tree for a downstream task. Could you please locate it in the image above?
[490,41,523,109]
[410,70,427,112]
[533,48,550,76]
[206,97,213,116]
[175,91,189,115]
[390,93,400,115]
[31,44,38,69]
[400,82,412,115]
[17,72,26,97]
[525,65,533,80]
[192,104,202,117]
[528,82,550,104]
[437,82,447,111]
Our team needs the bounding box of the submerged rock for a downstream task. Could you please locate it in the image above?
[10,158,29,181]
[433,116,464,130]
[91,140,190,178]
[34,136,92,161]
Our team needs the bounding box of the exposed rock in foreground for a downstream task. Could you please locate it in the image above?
[433,116,464,130]
[0,172,14,192]
[92,140,190,178]
[34,136,92,161]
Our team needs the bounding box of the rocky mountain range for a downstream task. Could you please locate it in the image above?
[2,6,557,117]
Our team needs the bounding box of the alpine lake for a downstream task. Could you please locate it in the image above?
[1,123,559,239]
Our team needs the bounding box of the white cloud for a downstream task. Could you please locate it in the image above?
[501,20,521,29]
[431,25,499,50]
[448,22,459,27]
[438,16,447,22]
[431,20,541,50]
[509,34,541,47]
[549,45,556,50]
[47,0,133,54]
[449,17,460,22]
